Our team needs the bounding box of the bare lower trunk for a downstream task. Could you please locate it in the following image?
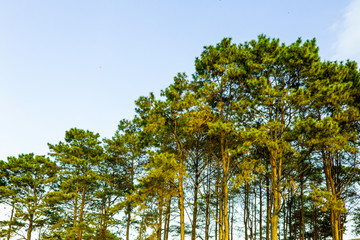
[157,199,163,240]
[244,184,249,240]
[271,159,281,240]
[300,174,305,240]
[266,170,270,240]
[231,199,234,240]
[331,209,340,240]
[7,202,15,240]
[73,184,79,240]
[219,187,224,240]
[254,186,257,240]
[179,172,185,240]
[260,180,263,240]
[205,162,211,240]
[221,141,229,240]
[223,174,229,240]
[191,163,200,240]
[271,213,278,240]
[126,203,131,240]
[99,196,106,239]
[215,165,219,240]
[163,198,171,240]
[26,213,34,240]
[77,187,86,240]
[205,191,210,240]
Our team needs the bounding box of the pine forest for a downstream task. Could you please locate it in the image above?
[1,36,360,240]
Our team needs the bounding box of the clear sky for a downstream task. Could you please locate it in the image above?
[1,0,360,237]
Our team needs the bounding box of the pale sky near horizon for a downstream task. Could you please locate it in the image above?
[1,0,360,238]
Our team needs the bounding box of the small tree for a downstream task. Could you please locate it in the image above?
[47,128,104,240]
[0,154,57,240]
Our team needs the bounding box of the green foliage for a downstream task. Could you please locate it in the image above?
[47,128,104,239]
[1,35,359,240]
[0,153,58,239]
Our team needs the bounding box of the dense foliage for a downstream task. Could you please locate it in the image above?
[1,36,359,240]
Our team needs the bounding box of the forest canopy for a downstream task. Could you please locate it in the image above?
[1,35,359,240]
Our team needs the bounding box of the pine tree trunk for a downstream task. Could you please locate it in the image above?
[231,198,234,240]
[219,187,224,240]
[158,199,163,240]
[313,205,318,240]
[191,162,200,240]
[283,203,287,240]
[223,172,229,240]
[205,188,210,240]
[166,199,171,240]
[126,203,131,240]
[271,159,280,240]
[179,166,185,240]
[164,198,171,240]
[73,183,79,240]
[26,213,34,240]
[260,180,263,240]
[300,173,305,240]
[244,184,249,240]
[215,194,218,240]
[266,169,270,240]
[77,187,86,240]
[289,194,293,240]
[205,159,211,240]
[7,201,15,240]
[254,186,257,240]
[331,209,340,240]
[215,164,219,240]
[100,196,106,239]
[221,140,229,240]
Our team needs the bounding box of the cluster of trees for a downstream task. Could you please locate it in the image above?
[1,35,360,240]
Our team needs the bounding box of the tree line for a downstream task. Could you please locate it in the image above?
[1,35,360,240]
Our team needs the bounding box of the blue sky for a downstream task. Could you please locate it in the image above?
[0,0,359,162]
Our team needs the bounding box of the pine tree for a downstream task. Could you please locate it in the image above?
[47,128,104,240]
[0,154,57,240]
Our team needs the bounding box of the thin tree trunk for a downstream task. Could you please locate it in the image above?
[222,172,229,240]
[73,183,79,240]
[313,204,318,240]
[166,198,171,240]
[191,161,200,240]
[127,159,135,240]
[215,164,219,240]
[164,198,171,240]
[254,186,257,240]
[231,198,234,240]
[244,184,249,240]
[205,184,210,240]
[7,201,15,240]
[26,213,34,240]
[300,173,305,240]
[283,202,287,240]
[222,145,230,240]
[289,194,293,240]
[216,195,218,240]
[260,180,263,240]
[158,199,163,240]
[270,157,281,240]
[100,195,106,239]
[179,166,185,240]
[77,187,86,240]
[126,203,131,240]
[266,169,270,240]
[219,186,224,240]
